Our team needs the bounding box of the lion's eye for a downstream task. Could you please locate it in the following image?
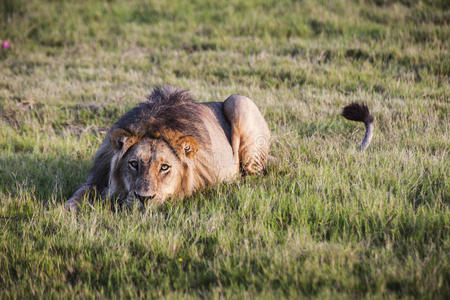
[160,164,170,172]
[128,160,138,170]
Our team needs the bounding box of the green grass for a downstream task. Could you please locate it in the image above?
[0,0,449,298]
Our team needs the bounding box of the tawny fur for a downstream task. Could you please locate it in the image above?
[65,86,271,211]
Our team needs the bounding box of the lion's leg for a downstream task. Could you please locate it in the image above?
[65,139,114,211]
[223,95,270,175]
[65,184,90,212]
[230,127,241,171]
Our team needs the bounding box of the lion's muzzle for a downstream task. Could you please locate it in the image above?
[134,191,156,203]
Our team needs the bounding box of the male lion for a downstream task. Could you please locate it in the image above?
[66,86,271,210]
[66,86,374,211]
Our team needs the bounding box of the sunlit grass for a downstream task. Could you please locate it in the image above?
[0,0,448,298]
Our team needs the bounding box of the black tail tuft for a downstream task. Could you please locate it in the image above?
[342,103,374,124]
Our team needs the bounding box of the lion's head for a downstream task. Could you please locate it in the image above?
[105,86,215,206]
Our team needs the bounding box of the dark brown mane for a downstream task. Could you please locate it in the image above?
[111,86,211,147]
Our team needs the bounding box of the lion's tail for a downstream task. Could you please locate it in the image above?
[341,103,374,151]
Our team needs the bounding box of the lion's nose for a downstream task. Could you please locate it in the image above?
[134,191,156,202]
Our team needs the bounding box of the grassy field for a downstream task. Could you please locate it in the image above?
[0,0,449,298]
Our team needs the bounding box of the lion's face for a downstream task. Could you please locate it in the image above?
[118,138,183,205]
[109,128,199,206]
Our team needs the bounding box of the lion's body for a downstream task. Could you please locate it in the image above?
[66,87,271,210]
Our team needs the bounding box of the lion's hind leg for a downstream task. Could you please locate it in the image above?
[223,95,271,175]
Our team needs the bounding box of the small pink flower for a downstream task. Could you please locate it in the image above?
[3,41,10,49]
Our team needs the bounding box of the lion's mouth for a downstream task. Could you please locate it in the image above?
[122,193,166,209]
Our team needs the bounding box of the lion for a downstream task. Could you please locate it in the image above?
[65,86,374,211]
[65,86,271,210]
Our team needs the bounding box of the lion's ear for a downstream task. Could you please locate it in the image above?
[176,136,198,158]
[110,128,138,152]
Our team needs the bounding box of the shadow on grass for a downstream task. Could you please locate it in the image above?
[0,152,92,204]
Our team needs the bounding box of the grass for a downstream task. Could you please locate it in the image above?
[0,0,449,298]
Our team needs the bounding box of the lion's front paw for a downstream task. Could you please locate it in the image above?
[64,198,79,212]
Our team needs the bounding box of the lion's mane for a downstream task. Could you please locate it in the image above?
[86,86,217,199]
